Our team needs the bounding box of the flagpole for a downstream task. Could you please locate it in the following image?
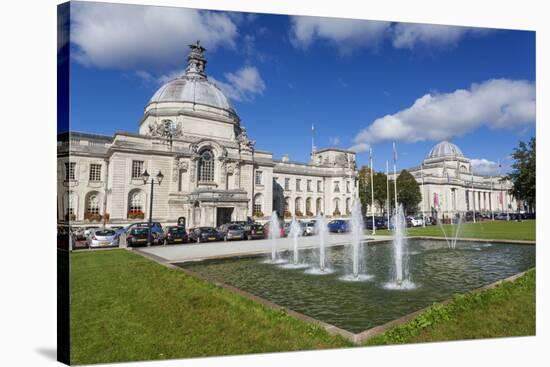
[386,160,390,229]
[421,162,425,227]
[370,148,375,235]
[471,170,476,223]
[392,142,398,212]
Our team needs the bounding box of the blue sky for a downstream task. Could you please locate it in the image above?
[66,1,535,175]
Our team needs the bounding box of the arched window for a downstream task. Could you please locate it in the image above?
[128,190,144,216]
[295,197,303,215]
[198,149,215,182]
[66,191,76,216]
[284,197,290,213]
[86,192,100,214]
[306,198,312,215]
[254,193,263,216]
[333,198,341,215]
[346,198,351,214]
[316,198,322,215]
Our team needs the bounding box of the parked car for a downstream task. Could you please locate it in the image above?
[221,224,246,241]
[263,220,285,238]
[410,216,424,227]
[126,227,153,247]
[81,226,100,240]
[87,228,118,248]
[328,219,350,233]
[365,216,388,230]
[189,227,223,243]
[165,226,188,244]
[243,223,264,240]
[304,221,315,236]
[283,221,307,236]
[126,222,165,243]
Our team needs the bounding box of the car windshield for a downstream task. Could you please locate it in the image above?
[169,227,186,233]
[228,225,242,230]
[131,228,149,235]
[95,230,115,236]
[200,227,216,233]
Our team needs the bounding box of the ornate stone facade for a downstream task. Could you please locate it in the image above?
[57,43,358,228]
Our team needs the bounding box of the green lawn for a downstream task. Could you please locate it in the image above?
[374,219,535,241]
[365,269,536,345]
[70,250,351,365]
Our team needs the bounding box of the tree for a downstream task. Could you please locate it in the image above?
[395,169,422,215]
[507,137,536,211]
[358,166,389,214]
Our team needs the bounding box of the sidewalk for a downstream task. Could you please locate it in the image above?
[138,233,393,263]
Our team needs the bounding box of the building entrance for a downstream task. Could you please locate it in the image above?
[216,207,233,227]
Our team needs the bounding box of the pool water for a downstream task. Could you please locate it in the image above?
[178,239,535,333]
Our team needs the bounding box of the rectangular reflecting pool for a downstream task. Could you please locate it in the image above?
[177,239,535,333]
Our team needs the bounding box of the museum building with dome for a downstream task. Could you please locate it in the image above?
[57,42,358,228]
[407,140,517,219]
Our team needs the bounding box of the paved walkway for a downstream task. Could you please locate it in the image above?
[138,233,394,263]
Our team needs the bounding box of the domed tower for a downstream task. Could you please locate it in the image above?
[423,140,471,176]
[139,41,240,141]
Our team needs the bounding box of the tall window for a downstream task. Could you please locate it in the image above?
[284,197,290,213]
[65,162,76,181]
[132,160,144,179]
[316,198,322,215]
[285,178,290,191]
[317,180,322,192]
[346,198,351,214]
[255,170,263,185]
[334,181,340,193]
[306,198,312,214]
[296,179,301,192]
[346,181,350,193]
[307,180,312,192]
[89,164,102,181]
[128,190,144,214]
[87,193,100,214]
[198,150,214,182]
[67,191,75,215]
[254,194,263,215]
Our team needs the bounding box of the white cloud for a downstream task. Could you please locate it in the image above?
[351,79,535,152]
[290,17,489,52]
[210,66,266,102]
[329,136,341,146]
[471,158,502,176]
[290,16,391,53]
[71,2,238,69]
[392,23,487,49]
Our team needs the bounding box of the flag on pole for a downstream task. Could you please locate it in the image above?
[369,147,373,166]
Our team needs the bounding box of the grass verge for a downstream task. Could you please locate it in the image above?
[70,249,351,365]
[374,220,535,241]
[365,269,536,346]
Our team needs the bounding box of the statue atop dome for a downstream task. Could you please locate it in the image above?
[185,40,207,79]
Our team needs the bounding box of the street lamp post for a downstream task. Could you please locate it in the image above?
[141,169,164,246]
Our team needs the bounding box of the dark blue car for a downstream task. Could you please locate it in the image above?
[327,219,350,233]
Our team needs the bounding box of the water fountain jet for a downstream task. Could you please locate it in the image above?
[384,204,415,290]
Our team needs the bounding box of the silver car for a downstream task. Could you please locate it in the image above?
[222,224,245,241]
[87,228,118,248]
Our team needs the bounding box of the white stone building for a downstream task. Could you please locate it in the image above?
[57,42,358,228]
[408,141,517,219]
